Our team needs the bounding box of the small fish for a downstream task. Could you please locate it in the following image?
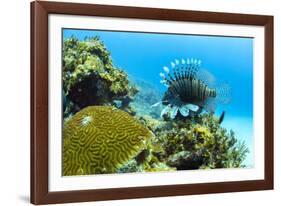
[218,111,225,124]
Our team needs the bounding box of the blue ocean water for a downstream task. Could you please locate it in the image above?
[63,29,254,167]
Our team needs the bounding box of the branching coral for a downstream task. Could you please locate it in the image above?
[63,36,138,116]
[63,106,154,176]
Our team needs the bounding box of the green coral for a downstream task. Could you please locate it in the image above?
[118,149,176,173]
[63,106,153,176]
[63,36,138,116]
[118,112,249,173]
[139,113,249,170]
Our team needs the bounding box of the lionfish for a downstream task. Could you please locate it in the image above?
[152,58,230,119]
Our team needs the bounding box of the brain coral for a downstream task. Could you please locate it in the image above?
[63,106,153,176]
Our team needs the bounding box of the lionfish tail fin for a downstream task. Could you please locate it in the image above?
[216,82,232,104]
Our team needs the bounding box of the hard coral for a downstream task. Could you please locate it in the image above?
[143,113,249,170]
[63,37,138,115]
[63,106,153,176]
[117,115,175,173]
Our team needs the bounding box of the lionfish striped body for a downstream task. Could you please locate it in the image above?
[163,75,216,105]
[155,58,229,119]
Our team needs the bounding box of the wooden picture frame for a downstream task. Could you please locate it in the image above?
[31,0,274,204]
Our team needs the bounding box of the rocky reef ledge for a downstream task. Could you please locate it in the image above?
[63,36,137,117]
[138,114,248,171]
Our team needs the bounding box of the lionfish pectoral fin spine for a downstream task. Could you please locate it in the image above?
[179,106,189,117]
[151,101,162,108]
[186,104,199,112]
[170,106,179,119]
[160,105,171,118]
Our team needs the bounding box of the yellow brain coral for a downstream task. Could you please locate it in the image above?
[63,106,153,176]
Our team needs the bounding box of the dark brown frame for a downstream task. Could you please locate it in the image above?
[31,0,274,204]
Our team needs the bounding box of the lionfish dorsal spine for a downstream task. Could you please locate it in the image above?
[180,66,185,79]
[171,60,180,80]
[161,58,202,87]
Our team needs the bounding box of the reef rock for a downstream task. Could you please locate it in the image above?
[145,113,249,170]
[63,37,138,116]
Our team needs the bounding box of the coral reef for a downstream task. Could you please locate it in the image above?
[117,135,176,173]
[63,37,138,116]
[139,113,249,170]
[61,36,249,175]
[63,106,154,176]
[117,115,175,173]
[116,109,248,173]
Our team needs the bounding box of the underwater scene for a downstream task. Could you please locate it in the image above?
[62,28,253,176]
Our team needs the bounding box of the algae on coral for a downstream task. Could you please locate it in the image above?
[116,112,249,173]
[139,113,249,170]
[63,37,137,117]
